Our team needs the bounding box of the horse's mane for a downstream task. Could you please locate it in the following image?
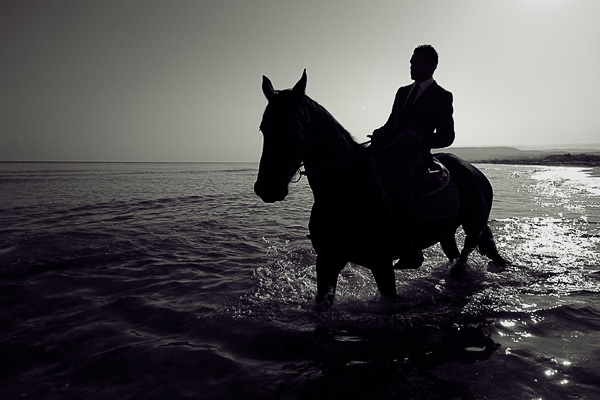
[299,95,365,154]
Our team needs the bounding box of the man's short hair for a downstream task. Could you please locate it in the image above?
[414,44,438,69]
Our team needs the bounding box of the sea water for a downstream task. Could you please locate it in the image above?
[1,161,599,399]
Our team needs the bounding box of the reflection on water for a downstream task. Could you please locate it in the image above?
[1,163,599,399]
[225,164,600,399]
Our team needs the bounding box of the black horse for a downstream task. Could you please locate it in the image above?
[254,71,506,307]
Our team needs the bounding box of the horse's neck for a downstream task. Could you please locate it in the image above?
[299,98,375,204]
[303,145,351,173]
[305,154,376,210]
[302,102,358,172]
[303,131,371,204]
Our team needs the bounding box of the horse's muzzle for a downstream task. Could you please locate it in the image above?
[254,179,288,203]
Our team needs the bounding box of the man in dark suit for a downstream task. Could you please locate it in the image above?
[371,44,455,269]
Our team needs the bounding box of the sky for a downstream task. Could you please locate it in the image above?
[1,0,599,162]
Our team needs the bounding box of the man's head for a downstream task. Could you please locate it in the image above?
[410,44,438,83]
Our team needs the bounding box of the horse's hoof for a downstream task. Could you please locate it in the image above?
[495,257,509,267]
[487,260,508,273]
[315,302,332,312]
[450,260,467,278]
[379,293,397,306]
[315,295,334,311]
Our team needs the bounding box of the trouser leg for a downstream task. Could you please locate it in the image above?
[389,178,423,269]
[377,144,428,268]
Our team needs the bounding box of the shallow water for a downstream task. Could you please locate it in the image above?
[1,162,599,399]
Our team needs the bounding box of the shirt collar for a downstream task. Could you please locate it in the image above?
[415,77,435,90]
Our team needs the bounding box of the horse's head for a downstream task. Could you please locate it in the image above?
[254,70,308,203]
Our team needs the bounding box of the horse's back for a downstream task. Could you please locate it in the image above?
[434,152,493,230]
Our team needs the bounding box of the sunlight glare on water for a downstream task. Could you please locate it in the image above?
[531,167,600,196]
[529,167,600,222]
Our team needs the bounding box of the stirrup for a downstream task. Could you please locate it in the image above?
[393,248,423,269]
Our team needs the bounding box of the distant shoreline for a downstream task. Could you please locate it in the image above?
[472,153,600,177]
[473,153,600,167]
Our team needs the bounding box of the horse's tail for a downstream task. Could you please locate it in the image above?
[435,152,508,265]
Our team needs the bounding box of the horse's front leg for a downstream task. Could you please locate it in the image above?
[315,254,347,310]
[369,263,397,300]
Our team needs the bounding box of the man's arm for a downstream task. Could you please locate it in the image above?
[425,90,454,148]
[375,88,402,133]
[370,89,401,144]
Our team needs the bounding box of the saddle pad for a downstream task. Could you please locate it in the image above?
[419,179,460,221]
[415,158,449,198]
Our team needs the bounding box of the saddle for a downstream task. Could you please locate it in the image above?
[414,158,459,221]
[415,158,450,198]
[371,155,460,221]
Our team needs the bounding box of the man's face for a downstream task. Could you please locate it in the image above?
[410,52,435,82]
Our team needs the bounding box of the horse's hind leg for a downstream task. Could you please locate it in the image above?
[477,225,507,266]
[315,254,346,309]
[445,232,479,277]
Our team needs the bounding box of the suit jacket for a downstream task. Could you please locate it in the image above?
[381,81,455,149]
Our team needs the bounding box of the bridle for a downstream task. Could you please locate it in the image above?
[288,166,304,183]
[288,139,391,183]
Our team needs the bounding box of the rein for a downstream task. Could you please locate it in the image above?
[291,140,400,182]
[291,143,369,182]
[289,139,399,221]
[284,96,405,183]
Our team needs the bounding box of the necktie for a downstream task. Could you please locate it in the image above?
[404,83,420,109]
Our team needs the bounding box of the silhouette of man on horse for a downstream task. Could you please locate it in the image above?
[370,44,455,269]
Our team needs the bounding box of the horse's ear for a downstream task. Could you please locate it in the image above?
[292,69,307,98]
[262,75,276,101]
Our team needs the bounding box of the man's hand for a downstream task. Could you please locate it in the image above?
[395,129,421,145]
[369,127,392,146]
[369,128,421,147]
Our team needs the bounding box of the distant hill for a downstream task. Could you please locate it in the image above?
[445,147,531,161]
[444,146,600,167]
[446,146,600,162]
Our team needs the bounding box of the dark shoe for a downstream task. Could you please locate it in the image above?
[393,248,424,269]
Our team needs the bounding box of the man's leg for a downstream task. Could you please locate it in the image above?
[391,179,423,269]
[384,154,423,269]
